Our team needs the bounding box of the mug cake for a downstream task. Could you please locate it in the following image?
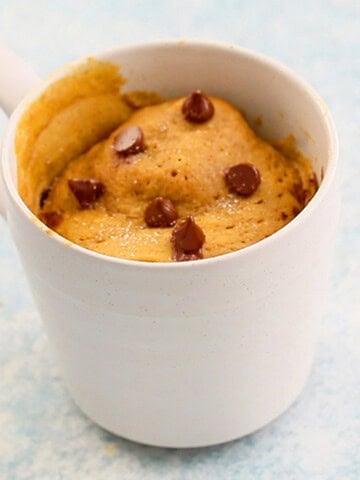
[17,59,317,261]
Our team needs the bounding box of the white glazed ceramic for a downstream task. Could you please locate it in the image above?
[0,40,339,448]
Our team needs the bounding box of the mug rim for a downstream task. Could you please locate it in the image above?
[1,39,339,270]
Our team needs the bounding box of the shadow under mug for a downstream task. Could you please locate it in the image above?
[0,40,339,448]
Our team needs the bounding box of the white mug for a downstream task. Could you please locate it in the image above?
[0,40,339,448]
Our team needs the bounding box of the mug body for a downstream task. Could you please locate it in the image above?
[1,41,339,447]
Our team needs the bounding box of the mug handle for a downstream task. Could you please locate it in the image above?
[0,45,40,217]
[0,45,39,115]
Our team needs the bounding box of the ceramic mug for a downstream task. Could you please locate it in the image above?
[0,40,339,448]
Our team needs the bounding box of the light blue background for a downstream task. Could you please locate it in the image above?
[0,1,359,479]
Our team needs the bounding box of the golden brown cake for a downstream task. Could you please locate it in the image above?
[17,60,317,262]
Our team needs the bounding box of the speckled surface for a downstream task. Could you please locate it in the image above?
[0,1,359,479]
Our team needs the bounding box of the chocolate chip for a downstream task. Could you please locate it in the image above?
[39,188,51,209]
[171,216,205,261]
[182,90,214,123]
[290,182,305,206]
[68,179,105,209]
[39,211,63,229]
[113,126,145,158]
[224,163,261,196]
[144,197,178,228]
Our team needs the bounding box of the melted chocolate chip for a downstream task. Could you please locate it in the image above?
[39,211,63,229]
[290,182,305,206]
[292,206,300,216]
[182,90,214,123]
[144,197,178,228]
[171,216,205,261]
[39,188,51,209]
[224,163,261,196]
[68,179,105,209]
[113,126,145,158]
